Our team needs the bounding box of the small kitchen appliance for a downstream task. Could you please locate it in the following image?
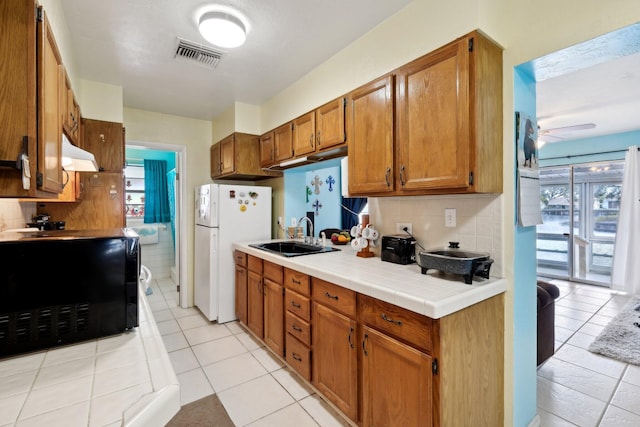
[381,235,416,265]
[418,242,493,284]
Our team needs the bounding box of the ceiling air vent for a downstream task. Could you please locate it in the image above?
[175,37,225,68]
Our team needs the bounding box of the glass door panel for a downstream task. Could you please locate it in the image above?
[537,167,571,278]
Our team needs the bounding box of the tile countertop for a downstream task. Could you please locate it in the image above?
[0,283,180,427]
[234,240,507,319]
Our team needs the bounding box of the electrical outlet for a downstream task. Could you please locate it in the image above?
[445,208,457,227]
[396,222,412,234]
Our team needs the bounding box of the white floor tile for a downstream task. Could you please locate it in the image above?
[556,299,601,314]
[32,356,95,390]
[176,368,214,406]
[555,306,594,322]
[89,382,152,427]
[566,331,597,349]
[610,381,640,416]
[622,364,640,387]
[170,306,201,319]
[41,341,96,367]
[299,395,349,427]
[272,368,314,401]
[251,348,286,372]
[92,360,151,398]
[589,313,615,326]
[0,353,45,378]
[182,323,232,346]
[0,392,28,425]
[599,404,640,427]
[177,313,212,331]
[191,335,247,366]
[217,375,295,426]
[161,331,189,352]
[555,315,587,332]
[152,309,174,322]
[156,319,181,336]
[536,408,576,427]
[15,401,90,427]
[247,402,319,427]
[225,321,246,335]
[554,344,626,379]
[168,348,200,374]
[537,357,618,402]
[203,352,268,392]
[578,322,606,337]
[537,377,606,427]
[95,345,146,373]
[20,375,93,419]
[0,370,37,399]
[236,331,265,351]
[554,326,575,343]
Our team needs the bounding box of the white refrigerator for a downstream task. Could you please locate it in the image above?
[194,184,272,323]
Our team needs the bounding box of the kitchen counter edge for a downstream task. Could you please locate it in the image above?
[233,241,506,319]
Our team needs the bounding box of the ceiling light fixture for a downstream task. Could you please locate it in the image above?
[198,11,246,48]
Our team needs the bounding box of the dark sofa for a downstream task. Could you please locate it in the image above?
[537,280,560,366]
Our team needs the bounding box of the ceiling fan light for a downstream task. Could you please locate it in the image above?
[199,11,246,48]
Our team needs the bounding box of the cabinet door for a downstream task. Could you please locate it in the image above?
[273,122,293,162]
[312,303,358,421]
[247,270,264,338]
[293,112,315,156]
[396,39,470,191]
[210,143,221,178]
[316,97,346,150]
[263,279,284,357]
[361,326,433,427]
[347,75,395,195]
[81,119,124,172]
[37,8,63,194]
[259,132,275,167]
[0,0,37,197]
[219,134,235,175]
[235,265,248,325]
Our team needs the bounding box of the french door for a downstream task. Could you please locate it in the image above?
[536,161,623,286]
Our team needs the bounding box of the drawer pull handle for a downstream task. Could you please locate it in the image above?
[385,167,391,187]
[381,313,402,326]
[292,353,302,362]
[291,301,301,309]
[292,324,302,332]
[291,278,301,285]
[324,291,339,300]
[348,327,354,349]
[362,333,369,356]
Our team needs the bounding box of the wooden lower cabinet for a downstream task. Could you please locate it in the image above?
[312,302,358,421]
[360,325,433,427]
[247,257,263,338]
[234,264,247,325]
[263,278,284,357]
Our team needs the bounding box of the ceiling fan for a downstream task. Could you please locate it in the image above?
[538,123,596,143]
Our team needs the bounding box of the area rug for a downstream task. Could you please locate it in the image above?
[166,394,235,427]
[588,297,640,366]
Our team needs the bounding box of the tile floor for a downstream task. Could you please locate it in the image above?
[153,275,640,427]
[149,277,350,427]
[537,278,640,426]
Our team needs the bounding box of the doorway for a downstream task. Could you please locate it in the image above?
[126,141,188,308]
[536,161,623,286]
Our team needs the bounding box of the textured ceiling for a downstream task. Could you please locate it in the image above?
[60,0,411,120]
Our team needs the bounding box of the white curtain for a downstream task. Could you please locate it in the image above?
[611,145,640,294]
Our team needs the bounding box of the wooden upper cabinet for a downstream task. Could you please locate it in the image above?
[315,97,346,150]
[37,6,63,194]
[211,132,281,180]
[0,0,38,197]
[259,132,275,167]
[273,123,293,163]
[81,119,124,172]
[293,112,315,157]
[347,74,395,195]
[61,67,80,145]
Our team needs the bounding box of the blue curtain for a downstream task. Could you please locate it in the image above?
[166,168,177,249]
[341,196,367,230]
[143,160,171,223]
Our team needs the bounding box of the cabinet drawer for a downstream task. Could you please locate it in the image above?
[264,260,283,283]
[284,268,310,296]
[358,294,433,352]
[285,311,311,346]
[248,255,262,273]
[312,278,356,318]
[285,289,310,321]
[234,250,247,267]
[286,334,311,381]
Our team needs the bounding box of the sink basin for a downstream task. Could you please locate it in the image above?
[250,241,340,257]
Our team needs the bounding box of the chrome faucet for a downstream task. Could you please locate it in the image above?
[298,216,314,244]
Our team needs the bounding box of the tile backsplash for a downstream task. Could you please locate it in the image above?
[0,200,35,231]
[368,193,503,278]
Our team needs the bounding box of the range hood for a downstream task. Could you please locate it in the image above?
[264,145,348,171]
[61,134,98,172]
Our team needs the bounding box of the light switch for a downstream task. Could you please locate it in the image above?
[445,208,456,227]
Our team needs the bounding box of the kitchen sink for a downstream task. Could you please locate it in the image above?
[250,241,340,257]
